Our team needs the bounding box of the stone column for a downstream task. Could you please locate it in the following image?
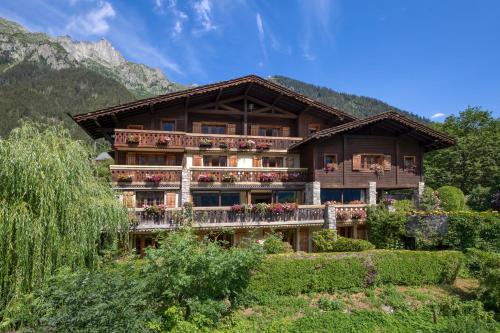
[305,181,321,205]
[180,169,191,206]
[295,227,301,251]
[368,181,377,205]
[323,203,337,230]
[414,181,425,208]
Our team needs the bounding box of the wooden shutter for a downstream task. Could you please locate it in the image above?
[123,191,134,208]
[250,124,259,136]
[252,156,262,167]
[166,155,176,166]
[192,122,202,133]
[126,152,136,165]
[192,155,202,167]
[229,155,238,167]
[227,123,236,135]
[286,156,295,168]
[383,155,392,171]
[352,154,361,171]
[166,193,177,208]
[281,126,290,137]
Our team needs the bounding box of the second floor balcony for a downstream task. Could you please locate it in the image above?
[190,167,308,184]
[110,165,182,184]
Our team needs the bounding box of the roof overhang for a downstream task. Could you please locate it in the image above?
[290,112,455,152]
[70,75,357,140]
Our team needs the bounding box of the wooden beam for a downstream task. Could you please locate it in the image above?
[271,93,283,107]
[184,95,190,131]
[214,88,223,111]
[93,119,113,143]
[187,109,244,116]
[111,113,119,126]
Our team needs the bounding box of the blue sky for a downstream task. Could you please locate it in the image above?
[1,0,499,119]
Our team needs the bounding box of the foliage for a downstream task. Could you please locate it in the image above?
[420,186,441,211]
[313,230,374,252]
[436,186,465,211]
[467,185,494,211]
[366,206,407,249]
[424,107,500,195]
[0,123,127,309]
[317,297,344,311]
[262,233,293,254]
[445,211,500,252]
[394,199,415,212]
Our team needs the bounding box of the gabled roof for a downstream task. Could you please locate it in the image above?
[290,111,455,151]
[71,75,356,139]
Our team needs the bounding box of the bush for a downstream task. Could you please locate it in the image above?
[467,185,493,211]
[263,233,293,254]
[366,207,407,249]
[394,199,414,212]
[420,186,441,211]
[313,230,374,252]
[445,211,500,252]
[436,186,465,211]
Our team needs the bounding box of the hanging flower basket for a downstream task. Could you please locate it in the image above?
[221,173,238,182]
[324,163,337,173]
[370,163,385,177]
[117,175,133,182]
[199,138,213,148]
[157,136,171,145]
[259,172,276,182]
[144,174,162,184]
[256,143,272,151]
[127,134,141,144]
[198,174,217,182]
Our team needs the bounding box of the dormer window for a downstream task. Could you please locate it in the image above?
[162,120,175,132]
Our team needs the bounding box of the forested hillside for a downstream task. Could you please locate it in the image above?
[270,75,430,123]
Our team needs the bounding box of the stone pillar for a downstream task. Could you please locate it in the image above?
[368,181,377,205]
[414,181,425,208]
[353,225,358,239]
[305,181,321,205]
[180,169,191,206]
[324,203,337,230]
[295,227,301,251]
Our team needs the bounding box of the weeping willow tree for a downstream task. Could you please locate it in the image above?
[0,122,127,309]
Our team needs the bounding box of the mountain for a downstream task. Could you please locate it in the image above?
[269,75,430,123]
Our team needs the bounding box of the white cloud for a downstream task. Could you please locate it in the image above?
[66,1,115,35]
[256,13,264,38]
[431,113,446,119]
[193,0,216,33]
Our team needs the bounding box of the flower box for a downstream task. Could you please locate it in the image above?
[218,141,231,149]
[281,172,302,182]
[126,134,141,144]
[259,172,275,182]
[256,143,272,151]
[198,174,217,182]
[283,202,298,212]
[199,138,213,148]
[324,163,337,172]
[144,174,162,184]
[351,209,366,220]
[238,140,256,150]
[221,173,238,183]
[117,175,133,182]
[143,204,165,215]
[336,210,350,221]
[157,136,171,145]
[269,203,284,214]
[370,163,385,177]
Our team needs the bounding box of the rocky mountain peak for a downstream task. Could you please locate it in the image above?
[56,36,125,67]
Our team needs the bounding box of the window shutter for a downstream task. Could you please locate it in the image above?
[383,155,392,171]
[123,191,134,208]
[286,156,295,168]
[166,193,177,208]
[192,122,202,133]
[229,155,238,167]
[192,155,202,167]
[126,152,136,165]
[227,123,236,135]
[352,154,361,170]
[250,125,259,136]
[282,126,290,137]
[166,155,176,166]
[252,156,262,167]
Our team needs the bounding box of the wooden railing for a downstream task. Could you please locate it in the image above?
[110,165,182,183]
[114,129,303,150]
[130,208,183,229]
[332,204,368,224]
[191,167,308,183]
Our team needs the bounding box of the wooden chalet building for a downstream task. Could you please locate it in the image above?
[72,75,454,254]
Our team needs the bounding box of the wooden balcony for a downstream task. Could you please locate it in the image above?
[130,205,325,230]
[113,129,303,151]
[333,204,368,226]
[110,165,182,184]
[190,167,308,184]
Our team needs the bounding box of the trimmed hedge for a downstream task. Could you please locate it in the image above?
[249,250,464,295]
[436,186,465,211]
[313,230,375,252]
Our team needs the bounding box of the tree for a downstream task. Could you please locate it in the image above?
[424,107,500,195]
[0,122,127,309]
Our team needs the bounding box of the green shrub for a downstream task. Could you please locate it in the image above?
[313,230,375,252]
[420,186,441,211]
[467,185,493,211]
[317,297,344,311]
[445,211,500,252]
[394,199,414,212]
[372,250,463,285]
[436,186,465,211]
[263,233,293,254]
[366,207,407,249]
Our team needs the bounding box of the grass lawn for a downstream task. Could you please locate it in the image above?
[214,279,498,333]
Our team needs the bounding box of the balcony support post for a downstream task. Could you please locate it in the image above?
[368,181,377,205]
[414,181,425,209]
[305,181,321,205]
[181,169,191,206]
[295,227,301,251]
[324,203,337,230]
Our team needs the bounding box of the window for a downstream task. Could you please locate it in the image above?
[308,123,321,134]
[162,120,175,132]
[127,124,143,130]
[136,191,164,207]
[324,154,337,170]
[262,156,284,167]
[192,192,219,207]
[360,154,383,170]
[221,193,240,206]
[320,189,366,204]
[137,154,166,166]
[202,124,226,134]
[258,127,281,137]
[404,156,416,173]
[276,191,297,203]
[203,155,227,167]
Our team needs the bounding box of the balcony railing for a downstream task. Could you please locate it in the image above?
[114,129,303,151]
[110,165,182,183]
[191,167,308,183]
[333,204,368,225]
